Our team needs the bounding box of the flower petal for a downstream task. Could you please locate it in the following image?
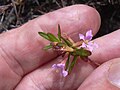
[85,30,93,40]
[93,42,98,48]
[52,63,65,69]
[52,64,57,68]
[80,42,87,48]
[87,44,94,52]
[52,63,68,77]
[87,42,98,52]
[62,70,68,77]
[57,63,65,69]
[79,34,85,40]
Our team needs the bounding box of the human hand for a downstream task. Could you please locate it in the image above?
[0,4,120,90]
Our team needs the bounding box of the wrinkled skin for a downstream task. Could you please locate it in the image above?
[0,4,120,90]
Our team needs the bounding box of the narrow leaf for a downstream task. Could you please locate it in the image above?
[47,33,60,42]
[58,24,61,41]
[38,32,50,40]
[68,56,78,74]
[57,43,65,47]
[43,45,53,50]
[61,36,72,46]
[65,53,71,70]
[75,48,91,57]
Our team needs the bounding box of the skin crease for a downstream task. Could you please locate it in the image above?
[1,4,120,90]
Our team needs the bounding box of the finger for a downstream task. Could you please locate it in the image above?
[15,56,95,90]
[90,29,120,64]
[0,5,101,76]
[78,58,120,90]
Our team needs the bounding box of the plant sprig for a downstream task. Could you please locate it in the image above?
[38,24,98,76]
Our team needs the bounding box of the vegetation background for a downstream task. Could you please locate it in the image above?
[0,0,120,38]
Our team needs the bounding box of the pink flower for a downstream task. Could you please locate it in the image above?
[79,30,98,52]
[79,30,93,41]
[52,63,68,77]
[81,42,98,52]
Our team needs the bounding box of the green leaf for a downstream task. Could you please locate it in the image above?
[43,45,53,50]
[65,53,71,70]
[75,48,91,57]
[47,33,60,42]
[57,43,65,47]
[58,24,61,41]
[38,32,50,40]
[61,36,72,46]
[68,56,78,74]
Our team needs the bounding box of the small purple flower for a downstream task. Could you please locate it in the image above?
[79,30,98,52]
[81,42,98,52]
[52,63,68,77]
[79,30,93,41]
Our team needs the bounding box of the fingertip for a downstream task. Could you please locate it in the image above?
[78,58,120,90]
[35,4,101,36]
[107,58,120,89]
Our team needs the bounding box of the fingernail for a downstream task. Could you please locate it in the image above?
[107,62,120,88]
